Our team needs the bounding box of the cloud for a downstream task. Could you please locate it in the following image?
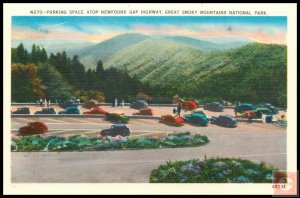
[12,22,286,45]
[129,23,286,44]
[38,22,69,30]
[12,25,119,43]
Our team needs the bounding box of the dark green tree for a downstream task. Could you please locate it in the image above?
[37,64,74,100]
[15,43,29,64]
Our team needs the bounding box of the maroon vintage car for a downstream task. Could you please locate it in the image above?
[18,122,48,136]
[83,107,108,115]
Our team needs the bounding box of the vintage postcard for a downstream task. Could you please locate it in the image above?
[3,3,297,195]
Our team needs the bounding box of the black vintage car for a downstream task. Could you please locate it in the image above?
[34,108,56,115]
[130,100,148,109]
[11,107,30,114]
[210,114,238,127]
[100,124,131,137]
[204,102,224,112]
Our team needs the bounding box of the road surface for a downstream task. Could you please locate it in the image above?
[11,117,286,183]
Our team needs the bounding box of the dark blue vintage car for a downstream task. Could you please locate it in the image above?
[204,102,224,112]
[11,107,30,114]
[58,106,80,114]
[34,108,56,115]
[184,113,209,126]
[210,114,238,127]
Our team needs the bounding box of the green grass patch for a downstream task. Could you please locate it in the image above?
[149,157,277,183]
[11,132,209,151]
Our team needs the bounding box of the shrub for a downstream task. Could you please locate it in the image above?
[150,158,277,183]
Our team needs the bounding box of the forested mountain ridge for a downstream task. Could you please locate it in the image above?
[11,38,287,107]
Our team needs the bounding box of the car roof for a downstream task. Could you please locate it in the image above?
[66,106,78,109]
[191,113,207,118]
[113,124,126,127]
[136,100,147,103]
[240,103,255,106]
[256,107,271,111]
[211,102,220,104]
[219,114,234,118]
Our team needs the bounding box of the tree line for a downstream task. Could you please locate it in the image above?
[11,43,287,108]
[11,43,150,103]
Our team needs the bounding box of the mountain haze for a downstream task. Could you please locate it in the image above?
[70,33,250,70]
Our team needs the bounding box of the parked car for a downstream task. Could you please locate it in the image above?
[160,115,184,126]
[181,100,199,111]
[11,107,30,114]
[130,100,148,109]
[234,103,256,113]
[34,107,56,115]
[59,99,78,109]
[211,114,238,127]
[204,102,224,112]
[100,124,130,137]
[254,107,273,118]
[191,108,206,115]
[18,122,48,135]
[184,113,209,126]
[257,103,279,114]
[82,100,99,109]
[105,113,130,123]
[58,106,80,114]
[133,108,153,116]
[83,107,108,115]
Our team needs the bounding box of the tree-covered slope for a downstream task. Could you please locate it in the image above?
[104,42,287,107]
[78,33,149,70]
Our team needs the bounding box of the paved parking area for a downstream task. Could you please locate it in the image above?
[10,107,287,183]
[11,117,286,182]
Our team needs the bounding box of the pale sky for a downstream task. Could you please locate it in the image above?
[12,16,287,44]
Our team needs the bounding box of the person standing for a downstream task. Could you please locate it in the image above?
[115,98,118,107]
[248,113,253,123]
[177,102,182,116]
[112,98,115,107]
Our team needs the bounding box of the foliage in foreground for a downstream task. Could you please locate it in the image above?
[11,132,209,151]
[149,158,277,183]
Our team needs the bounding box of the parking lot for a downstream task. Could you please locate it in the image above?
[10,105,287,183]
[11,115,286,183]
[11,104,286,119]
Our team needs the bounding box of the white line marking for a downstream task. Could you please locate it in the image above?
[27,123,108,125]
[42,118,69,123]
[12,129,101,131]
[44,130,100,135]
[11,121,20,124]
[60,117,96,123]
[241,153,286,157]
[83,118,105,122]
[13,118,33,122]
